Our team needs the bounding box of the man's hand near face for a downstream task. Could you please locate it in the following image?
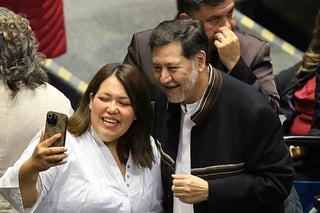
[214,26,240,71]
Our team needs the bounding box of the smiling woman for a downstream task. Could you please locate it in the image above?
[88,72,136,151]
[0,63,163,213]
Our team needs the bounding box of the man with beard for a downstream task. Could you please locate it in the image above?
[124,0,279,113]
[150,18,293,213]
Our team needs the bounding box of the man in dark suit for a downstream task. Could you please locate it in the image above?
[150,18,293,213]
[124,0,279,112]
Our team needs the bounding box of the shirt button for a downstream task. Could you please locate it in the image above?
[126,174,130,179]
[127,165,131,169]
[126,184,130,187]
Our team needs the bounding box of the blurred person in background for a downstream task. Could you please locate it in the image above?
[276,9,320,182]
[0,7,73,212]
[276,9,320,138]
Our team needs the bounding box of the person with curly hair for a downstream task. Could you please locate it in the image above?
[0,7,73,212]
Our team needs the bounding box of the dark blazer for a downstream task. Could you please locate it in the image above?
[123,29,279,111]
[153,68,293,213]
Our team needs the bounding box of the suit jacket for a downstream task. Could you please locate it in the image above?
[153,68,293,213]
[123,29,279,111]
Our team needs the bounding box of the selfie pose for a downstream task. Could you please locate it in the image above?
[0,63,163,213]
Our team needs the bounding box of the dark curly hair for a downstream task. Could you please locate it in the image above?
[0,7,48,98]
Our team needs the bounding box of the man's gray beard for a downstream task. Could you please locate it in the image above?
[169,61,198,104]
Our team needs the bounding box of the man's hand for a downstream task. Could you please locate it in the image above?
[214,26,240,71]
[171,174,209,204]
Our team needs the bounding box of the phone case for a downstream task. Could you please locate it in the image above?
[44,111,68,147]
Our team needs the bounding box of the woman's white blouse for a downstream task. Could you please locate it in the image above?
[0,130,163,213]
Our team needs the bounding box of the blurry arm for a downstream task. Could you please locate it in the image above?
[232,40,279,112]
[229,57,257,84]
[250,41,280,112]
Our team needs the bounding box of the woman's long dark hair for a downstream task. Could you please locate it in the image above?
[68,63,155,168]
